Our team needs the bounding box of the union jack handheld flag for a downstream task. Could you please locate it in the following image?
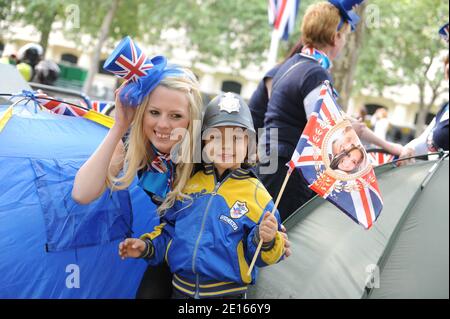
[288,81,383,229]
[268,0,300,41]
[103,36,155,82]
[368,150,397,167]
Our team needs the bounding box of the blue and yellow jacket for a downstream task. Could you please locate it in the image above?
[139,164,285,298]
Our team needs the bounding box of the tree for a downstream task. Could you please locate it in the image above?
[332,3,368,110]
[121,0,272,70]
[355,0,449,136]
[72,0,274,94]
[2,0,69,56]
[81,0,120,95]
[0,0,13,35]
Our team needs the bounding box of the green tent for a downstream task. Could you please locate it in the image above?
[249,157,449,299]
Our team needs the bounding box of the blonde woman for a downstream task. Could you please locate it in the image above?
[72,65,202,298]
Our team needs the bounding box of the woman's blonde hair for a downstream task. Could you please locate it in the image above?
[107,68,202,214]
[301,1,351,49]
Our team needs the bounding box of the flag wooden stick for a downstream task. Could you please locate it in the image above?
[247,169,292,276]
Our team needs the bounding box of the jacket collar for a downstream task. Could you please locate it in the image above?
[203,163,257,180]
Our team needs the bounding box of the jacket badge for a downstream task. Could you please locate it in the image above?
[230,201,249,219]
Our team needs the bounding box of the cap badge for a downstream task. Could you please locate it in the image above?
[219,92,240,113]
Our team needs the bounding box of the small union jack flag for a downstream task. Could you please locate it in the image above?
[103,36,154,82]
[91,101,111,114]
[288,81,383,229]
[37,93,87,117]
[368,151,397,167]
[268,0,300,41]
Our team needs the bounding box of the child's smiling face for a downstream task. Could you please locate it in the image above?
[203,126,249,176]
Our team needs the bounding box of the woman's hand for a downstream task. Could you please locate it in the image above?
[397,147,415,166]
[383,141,404,157]
[259,212,278,243]
[118,238,146,260]
[113,83,137,135]
[280,225,292,258]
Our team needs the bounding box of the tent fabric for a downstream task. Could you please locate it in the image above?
[369,159,449,299]
[0,102,160,298]
[248,159,449,299]
[31,158,132,252]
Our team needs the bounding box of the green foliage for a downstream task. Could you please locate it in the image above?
[3,1,66,35]
[59,0,274,68]
[0,0,307,69]
[0,0,12,22]
[3,0,448,88]
[355,0,449,95]
[136,0,271,68]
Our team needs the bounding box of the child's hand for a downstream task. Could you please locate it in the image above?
[118,238,146,260]
[259,212,278,243]
[280,225,292,258]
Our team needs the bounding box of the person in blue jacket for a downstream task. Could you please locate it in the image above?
[258,0,366,221]
[399,23,449,164]
[119,92,288,299]
[249,40,304,133]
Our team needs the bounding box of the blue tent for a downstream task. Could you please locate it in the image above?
[0,88,158,298]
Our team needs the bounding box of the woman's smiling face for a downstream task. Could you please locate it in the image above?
[338,148,363,173]
[143,85,190,154]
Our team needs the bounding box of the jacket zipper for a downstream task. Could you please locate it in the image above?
[192,172,231,298]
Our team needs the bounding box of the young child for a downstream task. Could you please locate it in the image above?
[119,92,286,299]
[330,145,365,174]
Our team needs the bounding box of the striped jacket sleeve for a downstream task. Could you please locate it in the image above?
[139,220,173,266]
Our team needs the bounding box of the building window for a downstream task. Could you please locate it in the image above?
[364,104,386,116]
[221,80,242,95]
[61,53,78,65]
[414,112,436,125]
